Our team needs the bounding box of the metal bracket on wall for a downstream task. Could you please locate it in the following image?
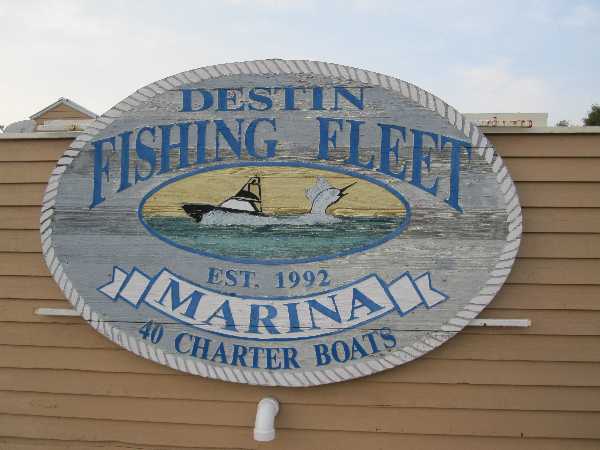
[34,308,531,327]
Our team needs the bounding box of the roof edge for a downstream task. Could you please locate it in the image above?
[482,126,600,134]
[30,97,97,120]
[0,131,81,140]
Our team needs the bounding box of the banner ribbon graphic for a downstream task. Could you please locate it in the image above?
[99,267,448,341]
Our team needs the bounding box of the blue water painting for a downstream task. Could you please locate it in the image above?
[144,215,405,262]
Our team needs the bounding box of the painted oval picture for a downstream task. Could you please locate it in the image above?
[42,59,522,386]
[140,163,411,264]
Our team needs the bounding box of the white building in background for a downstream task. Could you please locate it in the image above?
[3,97,97,133]
[464,112,548,128]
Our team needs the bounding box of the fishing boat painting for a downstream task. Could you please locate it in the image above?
[140,165,410,263]
[182,175,356,226]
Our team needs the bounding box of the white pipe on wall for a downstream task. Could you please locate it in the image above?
[34,308,533,328]
[253,397,280,442]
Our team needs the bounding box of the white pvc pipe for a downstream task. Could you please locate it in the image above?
[34,307,79,317]
[253,397,280,442]
[33,308,532,329]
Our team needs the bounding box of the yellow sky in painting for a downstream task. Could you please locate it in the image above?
[143,167,406,218]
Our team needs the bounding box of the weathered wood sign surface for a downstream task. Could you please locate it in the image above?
[41,60,521,386]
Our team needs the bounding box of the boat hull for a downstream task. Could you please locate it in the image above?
[182,203,265,222]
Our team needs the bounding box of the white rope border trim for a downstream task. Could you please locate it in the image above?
[39,59,522,387]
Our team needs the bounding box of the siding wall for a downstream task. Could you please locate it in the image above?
[0,133,599,450]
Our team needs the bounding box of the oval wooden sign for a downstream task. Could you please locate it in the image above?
[42,59,521,386]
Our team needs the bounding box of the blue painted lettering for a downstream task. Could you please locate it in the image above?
[345,119,373,169]
[247,304,280,334]
[204,300,238,332]
[210,342,228,363]
[158,122,191,174]
[157,279,204,319]
[245,118,278,159]
[410,128,440,196]
[217,88,244,112]
[285,302,302,333]
[90,136,115,208]
[134,126,157,183]
[195,120,209,164]
[307,295,342,329]
[215,119,244,160]
[314,343,331,366]
[311,86,325,110]
[316,117,344,160]
[377,123,408,180]
[333,86,364,110]
[248,88,273,111]
[117,131,132,193]
[348,288,385,320]
[180,88,213,112]
[441,135,472,212]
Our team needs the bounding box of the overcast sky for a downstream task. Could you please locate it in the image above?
[1,0,598,127]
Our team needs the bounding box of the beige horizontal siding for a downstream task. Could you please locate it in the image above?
[4,206,600,232]
[2,367,599,411]
[489,133,600,157]
[4,415,600,450]
[3,344,600,386]
[4,181,600,207]
[2,298,600,336]
[2,390,600,439]
[3,158,600,183]
[3,252,600,284]
[4,230,600,257]
[0,138,73,161]
[2,437,243,450]
[4,278,600,311]
[2,321,600,361]
[0,135,598,449]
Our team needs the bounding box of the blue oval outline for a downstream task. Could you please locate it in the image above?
[138,162,412,265]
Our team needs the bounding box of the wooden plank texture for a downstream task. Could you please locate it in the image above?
[1,322,599,362]
[0,207,43,229]
[0,162,56,183]
[503,158,600,181]
[0,139,71,161]
[4,253,600,285]
[0,415,252,449]
[3,344,600,387]
[1,391,599,439]
[0,276,63,299]
[0,230,41,252]
[4,155,600,183]
[490,284,600,310]
[1,120,600,449]
[3,282,600,310]
[1,437,245,450]
[516,182,600,207]
[3,299,599,336]
[490,134,600,157]
[507,259,600,284]
[518,233,600,258]
[6,230,600,257]
[0,184,45,206]
[2,206,600,233]
[523,208,600,233]
[1,367,599,412]
[3,415,599,450]
[4,182,600,207]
